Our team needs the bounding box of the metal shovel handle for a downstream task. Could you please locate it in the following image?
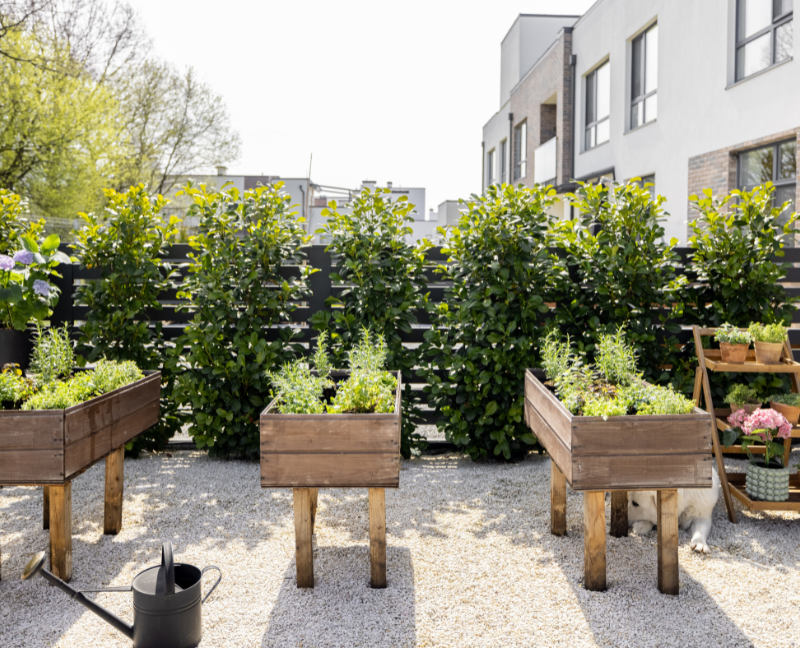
[201,566,222,604]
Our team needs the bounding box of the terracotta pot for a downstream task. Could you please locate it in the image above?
[730,403,760,414]
[0,328,33,371]
[753,340,784,364]
[720,342,749,364]
[770,400,800,425]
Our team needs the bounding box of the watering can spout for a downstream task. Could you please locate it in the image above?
[22,552,134,640]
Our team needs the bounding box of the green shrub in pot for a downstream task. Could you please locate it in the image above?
[748,322,788,365]
[768,392,800,425]
[723,384,761,413]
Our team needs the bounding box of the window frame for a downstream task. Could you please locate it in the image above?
[630,23,657,129]
[487,148,496,185]
[513,120,527,181]
[735,0,794,81]
[584,61,610,151]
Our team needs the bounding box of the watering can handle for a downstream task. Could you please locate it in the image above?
[201,566,222,604]
[156,542,176,596]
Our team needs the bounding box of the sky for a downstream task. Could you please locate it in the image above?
[129,0,596,213]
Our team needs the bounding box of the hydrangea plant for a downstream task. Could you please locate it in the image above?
[724,407,791,466]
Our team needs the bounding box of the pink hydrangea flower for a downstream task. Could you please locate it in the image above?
[727,408,749,428]
[741,407,792,442]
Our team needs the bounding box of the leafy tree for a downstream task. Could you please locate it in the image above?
[552,181,687,388]
[310,187,431,458]
[71,184,182,454]
[173,181,312,459]
[423,183,566,461]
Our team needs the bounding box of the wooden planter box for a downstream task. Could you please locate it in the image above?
[260,371,401,588]
[523,369,713,596]
[0,371,161,582]
[524,370,713,491]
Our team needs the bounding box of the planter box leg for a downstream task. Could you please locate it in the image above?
[550,460,567,536]
[43,486,50,530]
[49,482,72,582]
[293,488,314,588]
[309,488,319,534]
[610,491,628,538]
[104,446,124,535]
[583,491,606,592]
[369,488,387,589]
[657,490,679,595]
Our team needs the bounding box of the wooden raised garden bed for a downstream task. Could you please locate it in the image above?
[524,369,714,595]
[0,371,161,581]
[260,371,401,588]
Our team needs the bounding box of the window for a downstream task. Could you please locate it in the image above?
[585,61,610,150]
[487,149,496,185]
[513,121,527,180]
[634,174,656,198]
[500,139,507,184]
[738,139,797,244]
[735,0,793,81]
[631,24,658,128]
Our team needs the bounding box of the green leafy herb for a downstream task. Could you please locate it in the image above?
[748,322,788,344]
[715,322,751,345]
[723,384,761,406]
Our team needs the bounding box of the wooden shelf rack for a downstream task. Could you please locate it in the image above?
[692,326,800,522]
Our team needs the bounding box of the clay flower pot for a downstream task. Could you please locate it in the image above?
[770,400,800,425]
[720,342,749,364]
[753,340,784,364]
[730,403,760,414]
[745,461,790,502]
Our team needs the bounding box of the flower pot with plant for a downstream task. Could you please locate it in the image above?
[714,322,751,364]
[748,323,788,365]
[0,210,70,370]
[723,384,762,414]
[768,393,800,425]
[723,408,791,501]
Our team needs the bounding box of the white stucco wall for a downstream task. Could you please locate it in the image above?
[572,0,799,242]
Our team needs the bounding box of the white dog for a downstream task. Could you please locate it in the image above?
[627,468,720,553]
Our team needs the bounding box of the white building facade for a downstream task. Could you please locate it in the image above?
[482,0,798,243]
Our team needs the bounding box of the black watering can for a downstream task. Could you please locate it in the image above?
[22,542,221,648]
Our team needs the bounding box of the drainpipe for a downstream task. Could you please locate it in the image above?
[508,112,514,183]
[481,141,485,193]
[570,53,577,184]
[298,184,306,234]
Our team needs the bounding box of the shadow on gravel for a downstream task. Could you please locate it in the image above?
[261,545,415,648]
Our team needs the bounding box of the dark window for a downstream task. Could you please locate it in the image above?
[487,149,496,185]
[513,121,527,181]
[585,61,610,150]
[631,24,658,129]
[738,139,797,245]
[735,0,793,81]
[500,139,507,184]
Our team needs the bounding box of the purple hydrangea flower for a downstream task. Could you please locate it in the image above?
[33,279,51,297]
[0,255,12,271]
[13,250,34,265]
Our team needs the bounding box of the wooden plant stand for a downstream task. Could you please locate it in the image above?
[260,372,401,589]
[524,369,713,595]
[0,372,160,582]
[692,326,800,523]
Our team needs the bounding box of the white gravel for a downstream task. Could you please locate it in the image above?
[1,448,799,648]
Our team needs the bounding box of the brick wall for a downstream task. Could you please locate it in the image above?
[687,128,800,237]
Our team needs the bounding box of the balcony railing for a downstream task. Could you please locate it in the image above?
[533,136,557,185]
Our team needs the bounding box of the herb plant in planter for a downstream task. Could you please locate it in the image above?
[0,326,161,581]
[723,408,792,501]
[714,323,751,364]
[260,331,401,589]
[723,384,761,414]
[768,393,800,425]
[748,322,788,365]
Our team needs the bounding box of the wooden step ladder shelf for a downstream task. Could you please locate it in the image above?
[692,326,800,523]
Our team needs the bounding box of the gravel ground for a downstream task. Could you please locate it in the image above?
[2,448,799,648]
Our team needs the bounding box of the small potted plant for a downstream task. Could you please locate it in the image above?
[768,393,800,426]
[748,322,788,365]
[723,384,761,414]
[0,229,69,370]
[724,408,791,501]
[714,322,751,364]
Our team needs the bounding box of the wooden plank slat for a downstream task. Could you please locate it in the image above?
[261,417,399,453]
[705,359,800,373]
[0,412,64,449]
[524,400,573,484]
[261,453,400,488]
[572,454,713,491]
[524,371,572,450]
[0,449,64,484]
